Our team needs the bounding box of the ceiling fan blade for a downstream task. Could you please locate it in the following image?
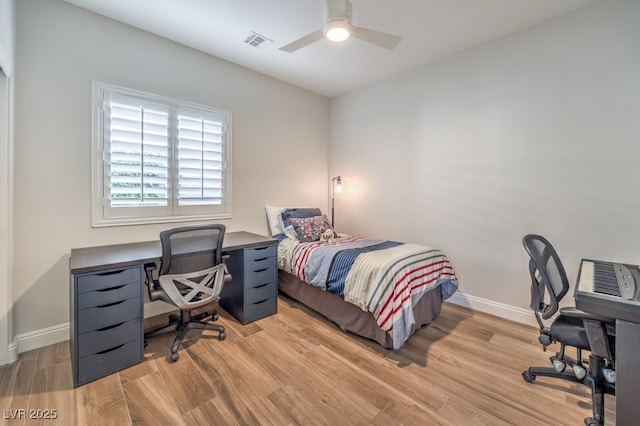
[280,29,324,53]
[351,26,403,50]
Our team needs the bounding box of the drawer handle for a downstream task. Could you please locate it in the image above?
[253,268,268,273]
[254,257,268,262]
[254,283,269,289]
[96,321,125,332]
[97,285,125,292]
[96,269,129,277]
[95,343,125,355]
[96,300,125,309]
[254,247,269,251]
[254,298,270,305]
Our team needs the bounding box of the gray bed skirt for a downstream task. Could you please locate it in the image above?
[278,269,443,349]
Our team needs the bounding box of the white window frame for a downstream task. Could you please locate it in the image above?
[91,82,232,227]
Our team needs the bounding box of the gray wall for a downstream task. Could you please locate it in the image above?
[330,0,640,322]
[13,0,329,339]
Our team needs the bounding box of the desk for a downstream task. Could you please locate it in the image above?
[575,259,640,426]
[70,231,276,273]
[615,319,640,425]
[69,231,277,387]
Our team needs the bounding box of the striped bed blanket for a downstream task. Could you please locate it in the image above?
[278,236,458,348]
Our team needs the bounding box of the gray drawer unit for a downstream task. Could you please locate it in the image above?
[220,241,278,324]
[77,297,142,334]
[77,318,142,358]
[242,296,278,324]
[76,267,140,291]
[77,281,140,310]
[76,340,142,386]
[70,265,144,387]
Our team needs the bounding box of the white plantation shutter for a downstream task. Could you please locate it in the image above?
[92,82,231,227]
[177,111,225,207]
[107,98,169,207]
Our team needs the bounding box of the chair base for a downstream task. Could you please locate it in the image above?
[522,366,584,385]
[145,309,226,363]
[522,353,614,426]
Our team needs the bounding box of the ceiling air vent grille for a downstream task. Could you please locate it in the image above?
[244,32,273,49]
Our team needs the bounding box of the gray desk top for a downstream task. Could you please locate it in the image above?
[70,231,276,275]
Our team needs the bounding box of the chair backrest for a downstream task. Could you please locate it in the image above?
[157,224,227,310]
[522,234,570,320]
[159,224,225,275]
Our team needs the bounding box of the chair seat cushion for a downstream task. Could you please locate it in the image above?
[550,315,590,350]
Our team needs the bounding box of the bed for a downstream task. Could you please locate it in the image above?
[266,206,459,349]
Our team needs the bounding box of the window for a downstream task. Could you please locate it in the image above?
[91,82,232,227]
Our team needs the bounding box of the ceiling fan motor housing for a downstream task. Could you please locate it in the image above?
[323,0,353,40]
[324,0,352,26]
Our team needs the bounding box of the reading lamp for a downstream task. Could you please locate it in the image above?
[331,176,342,227]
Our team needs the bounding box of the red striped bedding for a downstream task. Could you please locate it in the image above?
[278,236,458,349]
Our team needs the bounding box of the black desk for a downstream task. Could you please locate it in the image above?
[70,231,275,273]
[69,231,277,386]
[575,259,640,426]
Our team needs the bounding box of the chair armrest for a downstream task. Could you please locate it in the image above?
[221,255,232,283]
[144,262,169,302]
[562,307,616,337]
[560,306,615,323]
[144,263,158,289]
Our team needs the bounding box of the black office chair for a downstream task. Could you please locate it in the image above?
[144,224,232,363]
[521,234,616,426]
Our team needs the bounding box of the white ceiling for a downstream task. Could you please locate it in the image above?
[63,0,599,98]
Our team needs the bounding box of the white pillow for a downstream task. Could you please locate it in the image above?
[265,205,287,236]
[283,225,299,241]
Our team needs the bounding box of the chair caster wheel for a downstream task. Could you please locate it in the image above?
[522,371,535,383]
[212,313,219,321]
[218,332,226,341]
[552,358,566,373]
[584,417,601,426]
[169,352,179,363]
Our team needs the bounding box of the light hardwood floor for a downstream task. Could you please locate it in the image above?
[1,295,615,425]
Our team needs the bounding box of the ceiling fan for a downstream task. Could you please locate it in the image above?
[280,0,403,53]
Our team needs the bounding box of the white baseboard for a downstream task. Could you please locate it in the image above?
[446,291,537,328]
[0,338,18,366]
[16,323,69,354]
[14,301,176,355]
[7,338,17,362]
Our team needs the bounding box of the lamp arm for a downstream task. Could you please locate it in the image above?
[330,175,341,228]
[331,196,335,227]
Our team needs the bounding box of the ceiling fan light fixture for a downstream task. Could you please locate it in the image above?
[325,20,351,42]
[279,0,402,53]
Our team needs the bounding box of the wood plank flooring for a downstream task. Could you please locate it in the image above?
[0,295,615,425]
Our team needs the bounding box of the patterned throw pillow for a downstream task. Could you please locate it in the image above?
[280,208,323,228]
[289,215,333,243]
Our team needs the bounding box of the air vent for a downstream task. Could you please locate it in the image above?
[244,32,274,49]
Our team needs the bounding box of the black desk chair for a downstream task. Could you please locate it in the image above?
[144,224,232,363]
[521,234,616,426]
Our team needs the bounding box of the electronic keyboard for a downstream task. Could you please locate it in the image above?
[575,259,640,323]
